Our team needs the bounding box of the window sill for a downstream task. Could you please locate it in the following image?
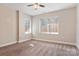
[40,32,59,34]
[25,32,31,34]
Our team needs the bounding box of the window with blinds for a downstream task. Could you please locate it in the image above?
[39,16,59,34]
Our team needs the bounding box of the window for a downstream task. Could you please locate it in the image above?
[23,14,31,34]
[39,17,59,34]
[40,18,49,32]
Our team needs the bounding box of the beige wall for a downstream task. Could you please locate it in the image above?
[0,5,32,46]
[0,5,17,45]
[32,7,76,45]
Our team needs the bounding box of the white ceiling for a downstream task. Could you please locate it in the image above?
[0,3,76,16]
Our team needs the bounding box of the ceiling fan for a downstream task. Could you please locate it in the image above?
[27,3,45,10]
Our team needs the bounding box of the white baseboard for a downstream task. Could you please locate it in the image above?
[0,41,17,48]
[32,38,76,46]
[19,39,31,43]
[0,39,32,48]
[0,38,76,48]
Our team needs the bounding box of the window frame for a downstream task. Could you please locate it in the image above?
[23,14,31,34]
[39,17,59,34]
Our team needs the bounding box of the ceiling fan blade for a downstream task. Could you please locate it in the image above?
[39,5,45,7]
[27,4,33,6]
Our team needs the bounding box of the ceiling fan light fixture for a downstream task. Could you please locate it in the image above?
[33,3,40,10]
[27,3,45,10]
